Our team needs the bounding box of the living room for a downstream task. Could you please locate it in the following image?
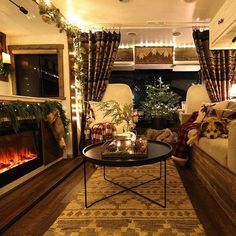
[0,0,236,235]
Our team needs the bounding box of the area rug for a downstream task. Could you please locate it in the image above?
[45,160,205,235]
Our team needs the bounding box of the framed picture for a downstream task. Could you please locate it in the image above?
[116,48,133,61]
[135,46,173,64]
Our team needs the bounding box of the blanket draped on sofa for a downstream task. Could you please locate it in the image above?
[173,112,199,159]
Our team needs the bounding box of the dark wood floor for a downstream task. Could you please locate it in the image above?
[177,164,236,236]
[1,158,236,236]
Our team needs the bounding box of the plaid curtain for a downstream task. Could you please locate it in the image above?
[84,31,120,102]
[193,30,236,102]
[80,31,120,147]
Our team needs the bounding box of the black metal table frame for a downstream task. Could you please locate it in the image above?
[83,159,167,209]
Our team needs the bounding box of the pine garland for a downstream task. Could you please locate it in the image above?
[32,0,81,37]
[0,62,9,76]
[0,100,70,135]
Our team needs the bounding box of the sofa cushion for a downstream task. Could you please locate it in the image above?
[196,137,228,168]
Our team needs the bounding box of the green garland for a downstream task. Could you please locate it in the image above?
[32,0,81,37]
[0,62,9,76]
[0,100,70,135]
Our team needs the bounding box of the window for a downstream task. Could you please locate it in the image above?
[9,44,64,98]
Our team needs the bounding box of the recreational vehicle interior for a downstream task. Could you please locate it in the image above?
[0,0,236,235]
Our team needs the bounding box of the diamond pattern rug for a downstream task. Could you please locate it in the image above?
[45,160,205,235]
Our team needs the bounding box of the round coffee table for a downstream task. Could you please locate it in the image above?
[82,140,172,208]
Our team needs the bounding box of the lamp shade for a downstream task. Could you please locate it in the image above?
[230,84,236,98]
[2,52,11,64]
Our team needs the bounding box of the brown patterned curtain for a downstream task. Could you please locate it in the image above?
[193,30,236,102]
[81,31,120,110]
[79,30,120,146]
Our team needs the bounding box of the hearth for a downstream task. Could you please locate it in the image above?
[0,120,43,188]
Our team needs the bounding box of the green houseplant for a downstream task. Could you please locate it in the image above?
[140,78,181,129]
[97,100,137,132]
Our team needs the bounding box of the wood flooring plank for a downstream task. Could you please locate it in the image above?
[176,164,236,236]
[1,159,236,236]
[0,157,84,234]
[2,163,95,236]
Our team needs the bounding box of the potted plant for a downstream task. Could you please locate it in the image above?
[140,78,181,129]
[97,100,138,133]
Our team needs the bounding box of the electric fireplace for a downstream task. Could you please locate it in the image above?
[0,120,43,188]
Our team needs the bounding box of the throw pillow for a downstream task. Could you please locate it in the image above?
[194,103,216,123]
[194,101,229,123]
[89,101,113,125]
[207,108,236,120]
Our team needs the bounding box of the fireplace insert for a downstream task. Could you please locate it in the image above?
[0,120,43,188]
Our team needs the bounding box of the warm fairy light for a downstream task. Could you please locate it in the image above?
[135,41,174,47]
[66,1,86,27]
[69,51,77,56]
[230,84,236,98]
[176,44,195,48]
[43,0,51,6]
[118,44,133,49]
[119,41,196,49]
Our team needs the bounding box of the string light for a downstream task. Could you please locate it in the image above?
[44,0,52,6]
[33,0,81,36]
[32,66,59,79]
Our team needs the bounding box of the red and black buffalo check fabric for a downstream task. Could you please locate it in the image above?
[91,123,116,144]
[174,112,200,159]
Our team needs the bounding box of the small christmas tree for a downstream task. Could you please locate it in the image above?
[140,77,181,119]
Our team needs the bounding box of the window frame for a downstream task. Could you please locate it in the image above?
[8,44,65,99]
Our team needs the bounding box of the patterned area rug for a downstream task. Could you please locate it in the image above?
[45,160,205,235]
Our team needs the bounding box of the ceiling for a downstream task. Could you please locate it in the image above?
[0,0,226,47]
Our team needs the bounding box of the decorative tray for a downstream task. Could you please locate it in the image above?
[101,136,148,159]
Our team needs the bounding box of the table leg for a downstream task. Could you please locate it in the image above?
[85,161,167,208]
[159,160,162,179]
[84,159,88,208]
[103,166,106,179]
[164,159,167,208]
[103,161,167,208]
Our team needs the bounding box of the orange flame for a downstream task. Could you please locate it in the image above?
[0,148,38,174]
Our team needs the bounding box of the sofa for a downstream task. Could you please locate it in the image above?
[186,99,236,226]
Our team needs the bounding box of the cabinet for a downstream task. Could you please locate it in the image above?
[210,0,236,49]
